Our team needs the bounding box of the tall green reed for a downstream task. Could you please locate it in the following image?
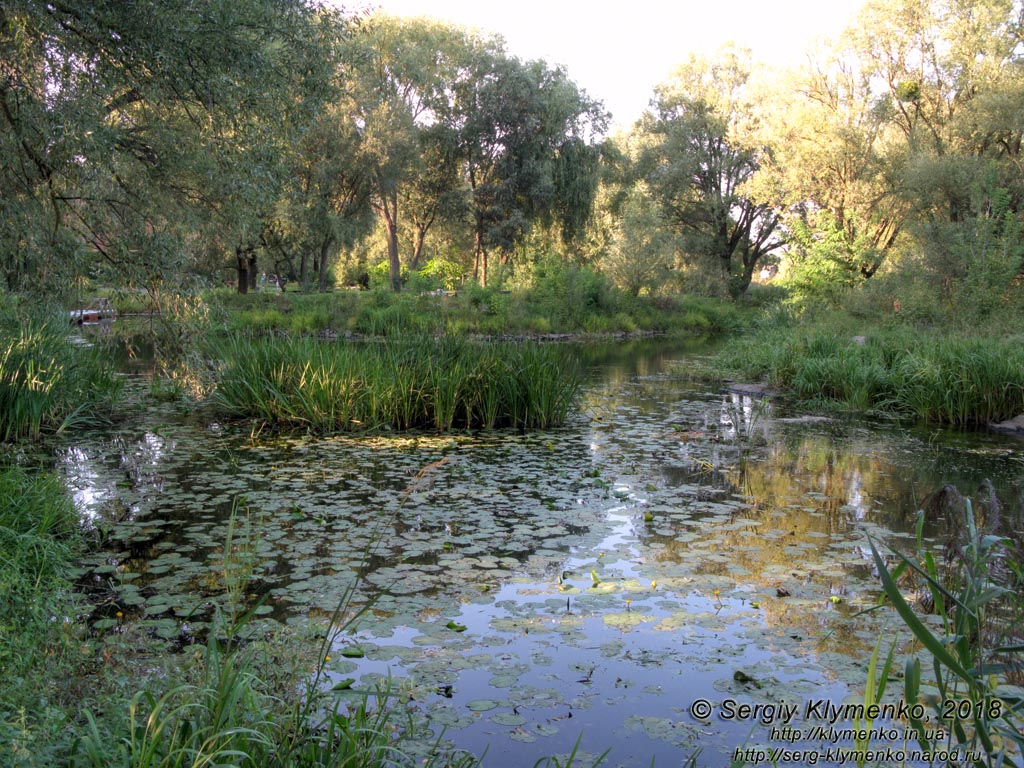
[0,466,84,768]
[867,499,1023,766]
[0,324,121,441]
[716,328,1024,426]
[211,335,581,433]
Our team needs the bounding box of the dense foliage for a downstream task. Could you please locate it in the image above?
[3,0,1023,317]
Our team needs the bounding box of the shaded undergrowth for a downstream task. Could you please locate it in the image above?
[1,466,87,767]
[211,335,582,433]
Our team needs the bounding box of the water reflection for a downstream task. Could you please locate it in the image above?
[56,338,1024,767]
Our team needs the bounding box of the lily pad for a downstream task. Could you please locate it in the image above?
[489,712,527,726]
[466,699,500,712]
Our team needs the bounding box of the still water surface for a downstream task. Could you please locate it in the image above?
[60,337,1023,766]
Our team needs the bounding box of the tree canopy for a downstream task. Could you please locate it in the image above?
[3,0,1023,310]
[1,0,342,295]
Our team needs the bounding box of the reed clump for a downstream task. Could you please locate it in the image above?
[717,328,1024,426]
[868,494,1024,766]
[211,335,581,433]
[0,324,122,441]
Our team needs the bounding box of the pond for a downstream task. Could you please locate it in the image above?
[59,336,1023,767]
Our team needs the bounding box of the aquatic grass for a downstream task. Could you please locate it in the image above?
[211,335,582,433]
[715,327,1024,425]
[0,466,79,582]
[0,324,121,441]
[209,285,747,339]
[889,340,1024,426]
[868,498,1024,766]
[0,466,81,661]
[0,466,85,766]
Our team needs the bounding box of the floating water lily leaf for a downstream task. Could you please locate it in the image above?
[489,712,526,726]
[340,646,365,658]
[445,621,467,632]
[466,699,499,712]
[332,678,355,690]
[603,611,656,629]
[488,673,519,688]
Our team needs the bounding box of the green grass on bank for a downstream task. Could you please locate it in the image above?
[0,325,122,441]
[211,334,582,432]
[206,285,747,338]
[1,466,86,767]
[715,323,1024,426]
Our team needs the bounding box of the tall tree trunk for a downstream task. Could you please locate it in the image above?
[474,231,489,287]
[381,194,401,291]
[236,246,249,294]
[318,235,333,293]
[410,226,427,270]
[247,252,257,292]
[473,213,488,286]
[299,250,310,293]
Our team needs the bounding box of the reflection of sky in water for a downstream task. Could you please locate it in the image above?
[55,341,1023,767]
[60,446,110,522]
[59,430,170,526]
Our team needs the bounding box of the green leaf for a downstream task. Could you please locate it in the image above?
[867,537,974,684]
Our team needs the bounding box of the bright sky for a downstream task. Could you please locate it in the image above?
[364,0,868,130]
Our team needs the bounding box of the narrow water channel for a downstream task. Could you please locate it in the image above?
[59,337,1023,767]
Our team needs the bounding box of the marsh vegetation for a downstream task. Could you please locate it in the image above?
[4,0,1024,764]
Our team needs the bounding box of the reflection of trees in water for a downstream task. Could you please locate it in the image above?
[642,420,1024,607]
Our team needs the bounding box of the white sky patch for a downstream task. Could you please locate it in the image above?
[361,0,867,129]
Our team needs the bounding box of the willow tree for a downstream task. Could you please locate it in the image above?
[636,47,783,296]
[452,55,607,286]
[265,107,374,293]
[772,0,1024,305]
[343,14,500,291]
[0,0,341,296]
[846,0,1024,221]
[764,51,908,286]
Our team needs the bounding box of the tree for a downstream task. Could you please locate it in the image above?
[765,50,908,284]
[403,123,468,270]
[344,14,495,290]
[265,108,374,293]
[453,55,607,286]
[637,48,783,296]
[599,183,676,296]
[0,0,342,296]
[845,0,1024,221]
